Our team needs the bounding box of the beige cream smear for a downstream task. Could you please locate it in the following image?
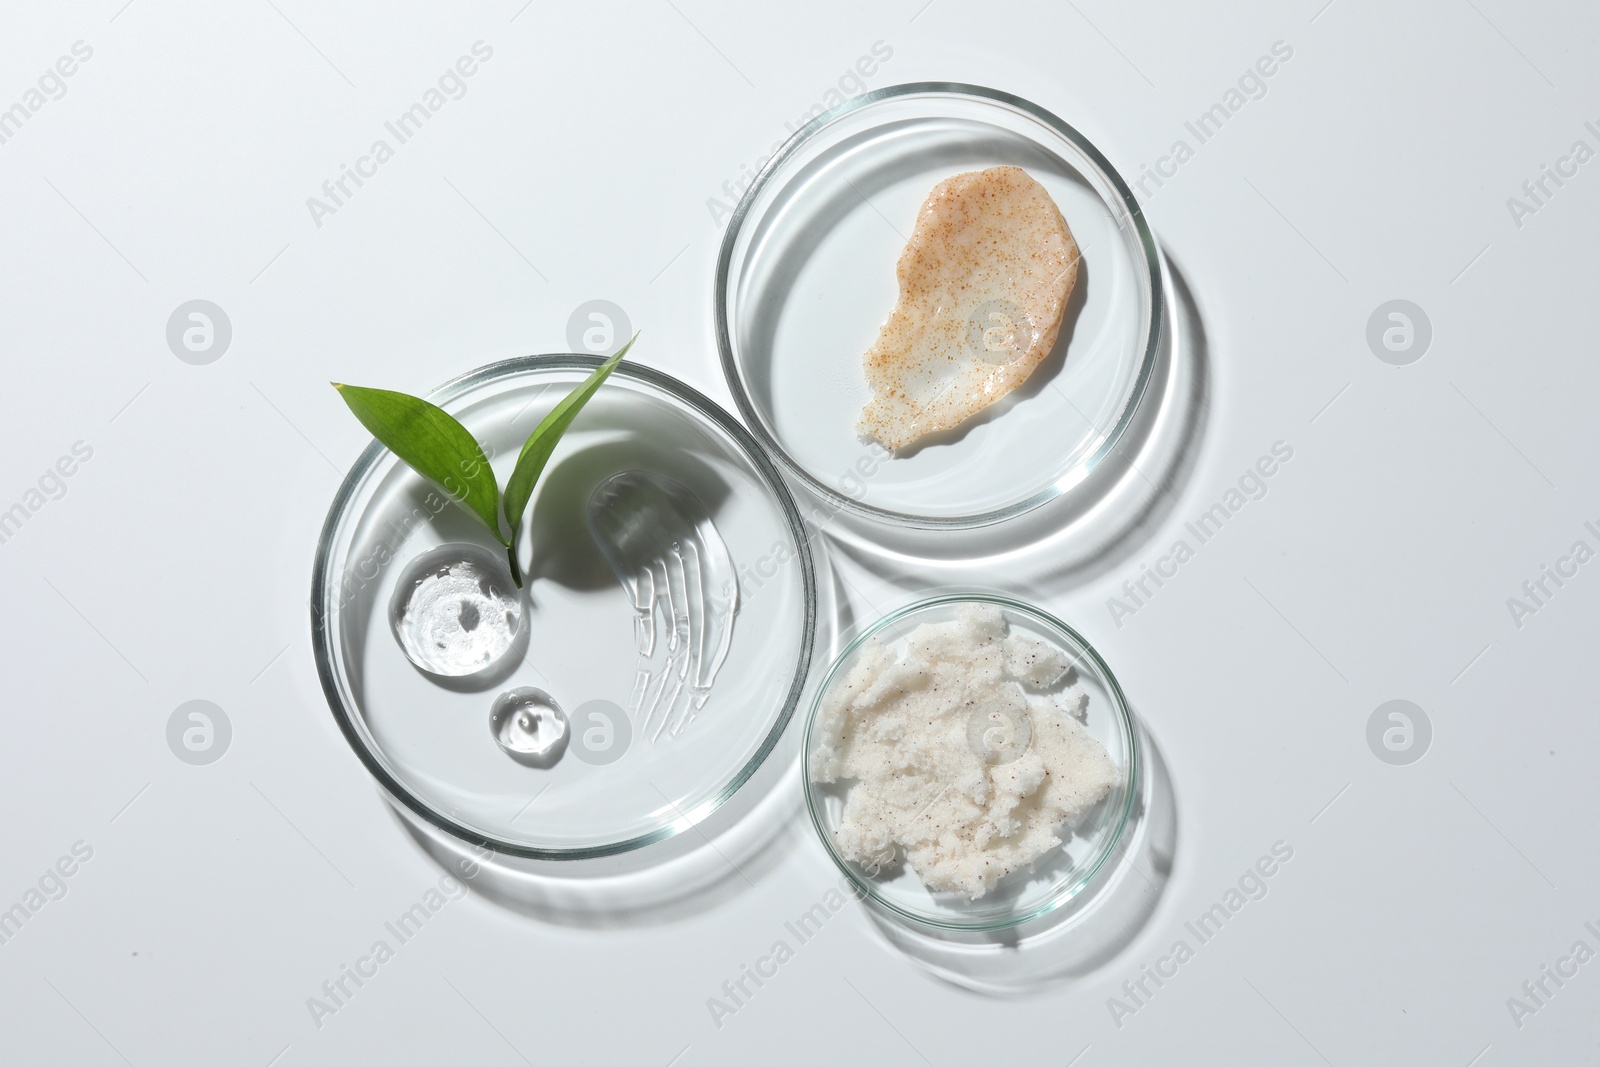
[856,166,1080,451]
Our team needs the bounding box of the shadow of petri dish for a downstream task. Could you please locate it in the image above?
[390,725,807,928]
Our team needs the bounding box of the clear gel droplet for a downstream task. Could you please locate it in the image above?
[389,543,522,678]
[489,687,569,766]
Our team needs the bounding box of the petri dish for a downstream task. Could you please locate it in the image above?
[803,593,1139,930]
[716,83,1162,529]
[312,355,815,859]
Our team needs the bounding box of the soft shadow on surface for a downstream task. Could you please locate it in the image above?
[522,433,734,592]
[861,724,1176,995]
[392,739,804,929]
[819,552,855,668]
[823,249,1212,596]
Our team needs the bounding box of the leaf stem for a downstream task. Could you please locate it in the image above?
[507,542,523,589]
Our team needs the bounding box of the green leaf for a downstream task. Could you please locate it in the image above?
[332,383,506,545]
[502,334,636,538]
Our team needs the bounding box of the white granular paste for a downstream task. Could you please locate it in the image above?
[809,604,1120,899]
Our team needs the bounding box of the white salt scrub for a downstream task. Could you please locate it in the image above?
[809,604,1120,899]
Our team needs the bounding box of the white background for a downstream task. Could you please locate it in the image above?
[1,0,1595,1063]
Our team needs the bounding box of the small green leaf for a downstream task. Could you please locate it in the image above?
[502,335,636,538]
[333,383,506,544]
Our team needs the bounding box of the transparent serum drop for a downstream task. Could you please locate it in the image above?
[587,471,738,744]
[389,543,522,678]
[489,687,569,766]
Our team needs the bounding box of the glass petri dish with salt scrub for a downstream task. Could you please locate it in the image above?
[716,83,1162,530]
[312,355,815,860]
[804,593,1139,930]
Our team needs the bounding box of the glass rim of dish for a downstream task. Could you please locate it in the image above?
[310,353,818,861]
[801,591,1141,930]
[714,81,1164,531]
